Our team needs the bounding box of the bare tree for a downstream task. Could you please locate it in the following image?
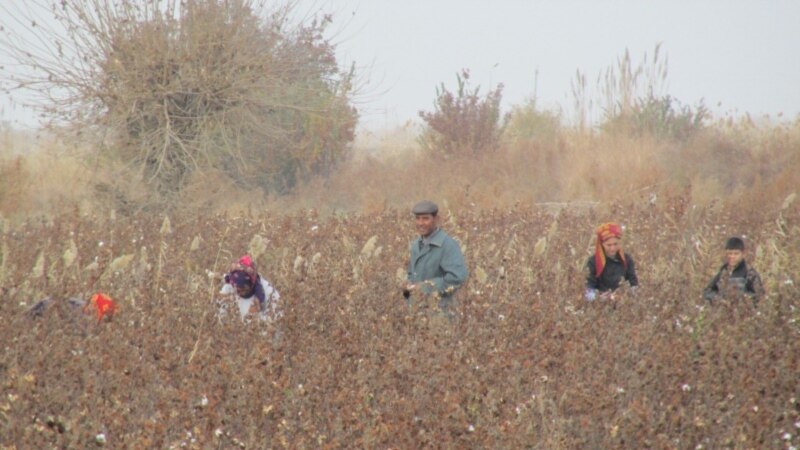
[0,0,357,203]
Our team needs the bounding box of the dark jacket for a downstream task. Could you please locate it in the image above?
[703,260,764,304]
[585,252,638,292]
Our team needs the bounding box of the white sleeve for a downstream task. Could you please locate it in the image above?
[260,278,279,302]
[220,283,234,295]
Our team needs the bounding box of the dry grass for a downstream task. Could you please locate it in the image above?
[0,130,93,219]
[2,116,799,220]
[0,188,798,448]
[267,117,800,218]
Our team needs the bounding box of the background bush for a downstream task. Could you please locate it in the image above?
[504,98,562,145]
[0,0,357,205]
[602,94,709,142]
[418,69,508,158]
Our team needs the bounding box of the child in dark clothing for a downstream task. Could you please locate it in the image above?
[584,222,639,301]
[703,237,764,305]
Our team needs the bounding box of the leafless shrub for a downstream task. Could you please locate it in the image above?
[0,0,357,204]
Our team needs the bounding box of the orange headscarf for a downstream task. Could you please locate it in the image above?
[594,223,626,277]
[84,292,117,322]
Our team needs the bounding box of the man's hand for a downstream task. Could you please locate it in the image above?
[599,290,615,301]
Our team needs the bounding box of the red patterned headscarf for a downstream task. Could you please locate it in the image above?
[594,223,626,277]
[230,255,257,285]
[227,255,266,307]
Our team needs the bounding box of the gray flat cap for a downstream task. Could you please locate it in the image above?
[412,200,438,215]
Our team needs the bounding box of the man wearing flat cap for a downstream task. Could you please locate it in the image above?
[403,200,468,315]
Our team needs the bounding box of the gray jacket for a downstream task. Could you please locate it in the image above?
[407,228,468,298]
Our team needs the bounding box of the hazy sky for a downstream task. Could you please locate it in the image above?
[325,0,800,130]
[2,0,799,131]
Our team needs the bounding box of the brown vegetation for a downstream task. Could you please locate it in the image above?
[418,69,507,157]
[2,19,799,448]
[265,115,800,217]
[1,0,357,203]
[0,189,798,448]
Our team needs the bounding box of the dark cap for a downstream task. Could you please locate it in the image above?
[725,236,745,251]
[412,200,438,215]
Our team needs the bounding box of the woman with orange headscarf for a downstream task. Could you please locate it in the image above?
[584,222,638,301]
